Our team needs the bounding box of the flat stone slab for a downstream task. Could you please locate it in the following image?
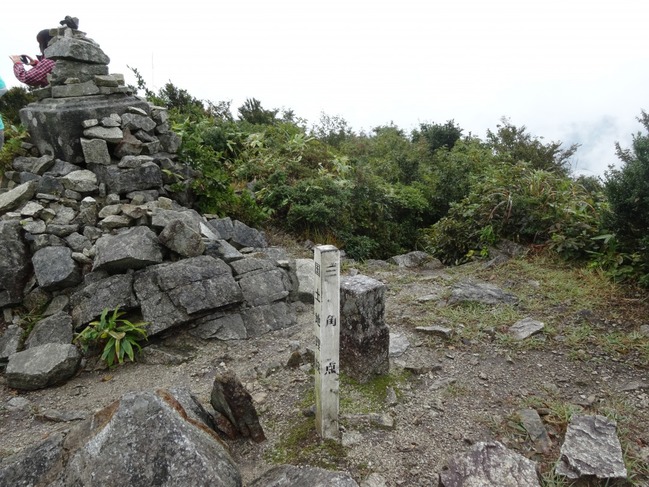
[556,414,627,480]
[249,465,359,487]
[5,343,81,390]
[93,225,163,273]
[517,408,551,453]
[439,441,540,487]
[509,317,544,340]
[448,280,518,305]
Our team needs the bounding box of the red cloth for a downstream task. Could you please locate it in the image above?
[13,58,55,87]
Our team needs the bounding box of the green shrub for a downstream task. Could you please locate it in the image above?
[601,110,649,284]
[74,307,148,367]
[423,162,604,264]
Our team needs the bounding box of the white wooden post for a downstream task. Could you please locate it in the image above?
[313,244,340,440]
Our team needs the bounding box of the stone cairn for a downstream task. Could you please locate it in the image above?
[0,21,300,391]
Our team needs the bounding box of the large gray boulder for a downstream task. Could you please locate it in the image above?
[5,343,81,390]
[249,465,359,486]
[0,389,242,487]
[53,389,241,486]
[24,312,74,348]
[0,220,31,306]
[70,273,138,328]
[20,95,150,163]
[32,246,82,291]
[233,258,292,306]
[93,226,163,273]
[134,256,244,336]
[439,441,540,486]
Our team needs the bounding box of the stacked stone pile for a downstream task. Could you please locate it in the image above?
[33,21,126,100]
[0,21,301,392]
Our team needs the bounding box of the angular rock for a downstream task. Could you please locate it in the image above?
[210,370,266,442]
[80,137,111,165]
[60,169,98,193]
[6,343,81,390]
[20,95,149,163]
[448,280,518,305]
[389,332,410,357]
[121,113,156,132]
[509,317,544,340]
[249,465,359,487]
[70,273,138,328]
[292,258,315,303]
[517,408,551,453]
[388,250,440,268]
[50,60,109,85]
[230,220,267,249]
[191,313,248,340]
[204,239,243,263]
[25,312,74,348]
[0,220,31,306]
[0,433,66,487]
[91,161,162,194]
[150,207,205,230]
[237,268,292,306]
[0,325,24,363]
[415,325,454,338]
[98,214,132,230]
[158,219,205,257]
[439,441,540,486]
[32,246,81,291]
[12,155,55,175]
[556,414,627,480]
[134,256,244,335]
[229,257,277,276]
[82,125,124,142]
[340,275,390,383]
[240,301,296,337]
[93,226,163,273]
[52,389,241,486]
[208,217,234,241]
[0,180,38,215]
[45,36,111,65]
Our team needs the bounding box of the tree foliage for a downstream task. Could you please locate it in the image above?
[127,75,649,283]
[412,119,463,154]
[486,117,579,175]
[602,110,649,283]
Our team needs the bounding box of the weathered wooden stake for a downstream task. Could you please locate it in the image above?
[313,244,340,440]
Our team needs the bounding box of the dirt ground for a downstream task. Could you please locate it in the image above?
[1,249,648,486]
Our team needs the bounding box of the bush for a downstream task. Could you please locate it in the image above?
[601,110,649,284]
[423,162,604,264]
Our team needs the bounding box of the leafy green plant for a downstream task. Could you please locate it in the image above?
[74,307,148,367]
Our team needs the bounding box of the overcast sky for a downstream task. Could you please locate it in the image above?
[2,0,647,177]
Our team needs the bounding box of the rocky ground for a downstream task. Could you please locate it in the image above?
[1,238,648,486]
